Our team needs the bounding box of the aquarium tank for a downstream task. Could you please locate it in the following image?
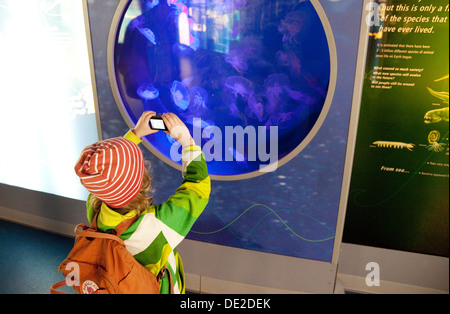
[111,0,332,179]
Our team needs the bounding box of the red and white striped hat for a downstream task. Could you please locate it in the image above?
[74,137,144,208]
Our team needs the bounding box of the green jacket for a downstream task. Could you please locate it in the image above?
[86,130,210,294]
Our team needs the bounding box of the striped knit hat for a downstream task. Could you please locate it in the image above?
[75,137,144,208]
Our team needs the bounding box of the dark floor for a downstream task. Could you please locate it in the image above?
[0,219,199,294]
[0,219,356,294]
[0,219,75,294]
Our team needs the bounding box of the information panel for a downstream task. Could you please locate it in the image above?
[344,0,449,257]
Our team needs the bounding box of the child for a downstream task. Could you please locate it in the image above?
[74,111,210,294]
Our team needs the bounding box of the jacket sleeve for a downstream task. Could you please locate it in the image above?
[125,129,210,249]
[154,146,210,249]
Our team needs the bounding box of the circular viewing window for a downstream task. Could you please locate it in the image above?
[109,0,336,180]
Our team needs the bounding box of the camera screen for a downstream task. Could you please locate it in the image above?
[150,118,166,130]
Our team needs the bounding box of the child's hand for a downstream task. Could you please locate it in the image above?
[134,111,158,138]
[162,113,195,148]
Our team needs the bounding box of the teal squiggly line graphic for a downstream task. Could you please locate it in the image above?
[351,131,449,208]
[191,203,335,243]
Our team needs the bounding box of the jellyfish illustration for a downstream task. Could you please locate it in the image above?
[426,130,445,152]
[246,93,268,122]
[278,11,306,43]
[137,85,160,100]
[188,86,208,116]
[171,81,190,110]
[225,76,255,97]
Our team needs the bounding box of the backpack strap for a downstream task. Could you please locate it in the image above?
[50,280,70,294]
[114,215,138,236]
[157,266,174,294]
[75,224,126,245]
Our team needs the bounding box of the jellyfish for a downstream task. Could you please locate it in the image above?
[264,74,290,94]
[278,11,306,43]
[265,111,300,130]
[181,76,194,87]
[129,16,145,30]
[167,0,188,14]
[246,93,268,122]
[137,85,160,100]
[285,87,315,105]
[289,51,302,77]
[228,100,240,117]
[172,43,193,57]
[137,27,157,45]
[234,0,247,9]
[276,50,301,78]
[188,86,208,116]
[264,74,290,113]
[225,38,262,73]
[187,17,200,51]
[275,50,290,67]
[275,112,300,129]
[225,76,255,97]
[305,74,327,98]
[170,81,190,110]
[167,0,182,6]
[225,49,249,73]
[232,22,241,39]
[146,0,159,9]
[184,117,214,129]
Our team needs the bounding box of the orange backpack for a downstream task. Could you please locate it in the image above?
[50,214,172,294]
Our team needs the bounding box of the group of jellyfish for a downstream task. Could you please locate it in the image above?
[138,72,316,132]
[223,11,304,77]
[136,80,209,119]
[223,74,317,129]
[132,2,323,161]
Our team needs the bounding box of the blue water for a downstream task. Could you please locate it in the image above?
[114,0,331,177]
